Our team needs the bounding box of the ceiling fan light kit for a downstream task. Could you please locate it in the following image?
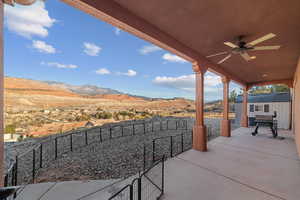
[207,33,281,64]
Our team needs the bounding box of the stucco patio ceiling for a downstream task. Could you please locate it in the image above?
[62,0,300,86]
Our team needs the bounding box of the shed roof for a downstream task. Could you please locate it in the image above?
[236,92,291,103]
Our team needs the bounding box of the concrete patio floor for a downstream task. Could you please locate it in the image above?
[162,127,300,200]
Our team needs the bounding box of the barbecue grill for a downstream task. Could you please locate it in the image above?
[251,111,278,138]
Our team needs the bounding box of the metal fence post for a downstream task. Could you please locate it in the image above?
[186,120,188,130]
[160,121,162,131]
[175,121,178,130]
[70,133,73,152]
[130,184,134,200]
[32,149,36,183]
[55,137,58,159]
[162,156,165,195]
[40,144,43,168]
[85,130,88,145]
[133,124,135,135]
[143,145,146,171]
[181,133,184,152]
[152,140,155,162]
[191,129,194,148]
[99,128,102,142]
[121,125,124,137]
[138,177,142,200]
[167,120,169,130]
[11,164,14,186]
[14,156,18,186]
[143,123,146,134]
[170,136,173,157]
[109,127,112,139]
[152,121,154,132]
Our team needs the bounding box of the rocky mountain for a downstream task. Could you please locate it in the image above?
[45,81,123,96]
[5,77,79,97]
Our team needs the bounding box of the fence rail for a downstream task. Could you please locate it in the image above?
[4,118,191,187]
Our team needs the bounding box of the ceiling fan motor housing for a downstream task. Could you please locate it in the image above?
[238,41,247,48]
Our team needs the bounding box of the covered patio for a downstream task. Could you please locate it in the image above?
[163,127,300,200]
[1,0,300,199]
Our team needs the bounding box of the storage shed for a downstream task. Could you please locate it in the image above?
[235,92,291,129]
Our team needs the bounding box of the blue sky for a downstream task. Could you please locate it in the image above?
[4,0,240,101]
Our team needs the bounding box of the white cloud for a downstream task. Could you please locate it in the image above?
[96,68,110,75]
[204,74,222,87]
[153,74,195,91]
[32,40,56,54]
[116,69,137,77]
[124,69,137,76]
[83,42,102,56]
[114,27,121,35]
[153,72,221,92]
[162,53,187,63]
[139,45,162,55]
[41,62,78,69]
[4,2,56,38]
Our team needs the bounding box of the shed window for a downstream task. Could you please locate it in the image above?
[264,104,270,113]
[255,105,263,112]
[249,104,254,112]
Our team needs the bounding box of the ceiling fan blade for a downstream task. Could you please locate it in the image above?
[218,54,232,64]
[206,51,228,58]
[247,33,276,46]
[251,45,281,51]
[240,52,252,61]
[224,42,237,48]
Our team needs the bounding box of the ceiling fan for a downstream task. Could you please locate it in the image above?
[207,33,281,64]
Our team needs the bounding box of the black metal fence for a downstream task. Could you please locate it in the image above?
[108,129,194,200]
[109,147,166,200]
[109,156,165,200]
[4,118,191,187]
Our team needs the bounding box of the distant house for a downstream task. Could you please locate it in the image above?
[4,133,27,142]
[235,92,291,129]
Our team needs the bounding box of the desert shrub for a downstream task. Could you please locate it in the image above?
[113,113,120,121]
[95,111,112,119]
[5,124,16,134]
[75,114,91,121]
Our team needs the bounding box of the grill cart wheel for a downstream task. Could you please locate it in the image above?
[251,132,257,136]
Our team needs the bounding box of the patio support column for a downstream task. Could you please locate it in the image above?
[221,77,231,137]
[241,87,249,127]
[192,62,207,152]
[0,0,3,187]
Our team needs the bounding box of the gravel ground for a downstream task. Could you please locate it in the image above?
[35,129,192,183]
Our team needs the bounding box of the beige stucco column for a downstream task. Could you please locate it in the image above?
[192,62,207,152]
[241,87,248,127]
[221,77,231,137]
[0,0,3,187]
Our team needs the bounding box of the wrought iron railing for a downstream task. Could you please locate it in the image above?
[108,147,166,200]
[108,156,165,200]
[108,129,195,200]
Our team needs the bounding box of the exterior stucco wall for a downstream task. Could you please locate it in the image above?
[293,57,300,157]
